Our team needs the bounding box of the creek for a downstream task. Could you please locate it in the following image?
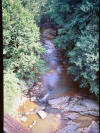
[14,26,99,133]
[39,27,81,101]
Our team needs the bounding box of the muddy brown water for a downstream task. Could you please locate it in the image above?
[14,28,95,133]
[40,29,81,100]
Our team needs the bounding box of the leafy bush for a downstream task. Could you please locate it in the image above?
[21,0,50,24]
[67,0,99,97]
[3,0,46,115]
[68,22,99,96]
[3,0,46,80]
[41,0,99,97]
[4,69,25,115]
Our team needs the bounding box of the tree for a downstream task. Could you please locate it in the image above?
[3,0,46,115]
[40,0,99,97]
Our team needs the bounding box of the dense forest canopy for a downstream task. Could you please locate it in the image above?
[39,0,99,97]
[3,0,99,115]
[3,0,46,115]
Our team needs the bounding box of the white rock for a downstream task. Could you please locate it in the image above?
[33,120,37,125]
[30,92,33,96]
[30,97,36,102]
[29,125,33,129]
[37,110,47,119]
[29,108,34,112]
[21,116,27,122]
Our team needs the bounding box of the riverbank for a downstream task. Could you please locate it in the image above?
[13,27,99,133]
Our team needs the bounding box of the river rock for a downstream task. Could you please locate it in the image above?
[37,110,47,119]
[69,96,80,105]
[40,93,50,102]
[69,103,99,116]
[78,99,99,111]
[70,105,87,112]
[79,110,99,117]
[30,97,36,102]
[64,113,79,120]
[48,96,70,105]
[32,120,36,126]
[21,116,27,122]
[48,96,99,117]
[29,125,33,129]
[86,121,99,133]
[56,122,80,133]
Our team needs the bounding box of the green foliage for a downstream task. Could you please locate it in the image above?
[4,69,25,115]
[41,0,99,97]
[21,0,49,23]
[3,0,46,80]
[68,23,99,96]
[67,1,99,97]
[3,0,46,115]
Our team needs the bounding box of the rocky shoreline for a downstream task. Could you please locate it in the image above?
[21,81,99,133]
[20,27,99,133]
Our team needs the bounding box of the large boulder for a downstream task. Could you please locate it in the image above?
[48,96,99,116]
[48,96,70,105]
[79,110,99,117]
[78,99,99,111]
[56,121,80,133]
[69,99,99,116]
[64,113,79,120]
[70,105,87,112]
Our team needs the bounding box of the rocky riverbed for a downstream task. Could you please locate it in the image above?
[16,83,99,133]
[15,25,99,133]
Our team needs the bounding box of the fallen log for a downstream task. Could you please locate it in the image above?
[4,113,34,133]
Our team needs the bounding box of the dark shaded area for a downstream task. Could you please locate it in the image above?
[39,0,99,98]
[4,131,7,133]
